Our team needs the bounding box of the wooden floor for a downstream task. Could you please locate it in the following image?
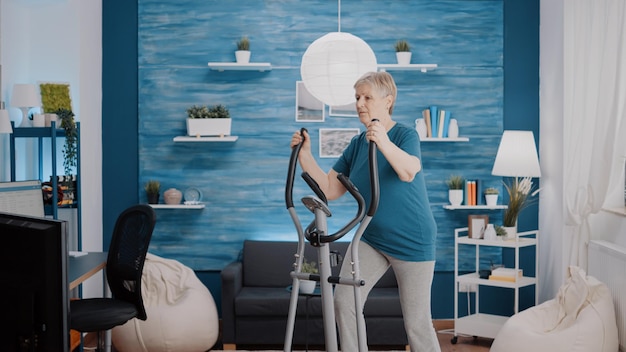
[80,320,492,352]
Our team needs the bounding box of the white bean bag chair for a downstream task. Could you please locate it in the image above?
[112,253,219,352]
[491,266,618,352]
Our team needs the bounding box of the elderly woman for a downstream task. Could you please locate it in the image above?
[290,71,439,352]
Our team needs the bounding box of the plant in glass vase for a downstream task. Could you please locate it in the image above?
[502,177,539,238]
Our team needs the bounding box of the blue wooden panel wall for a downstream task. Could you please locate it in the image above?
[138,0,504,271]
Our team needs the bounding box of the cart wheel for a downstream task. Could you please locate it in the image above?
[451,336,458,344]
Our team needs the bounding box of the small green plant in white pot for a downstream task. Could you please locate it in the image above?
[394,39,411,65]
[235,36,251,63]
[484,187,499,207]
[446,174,465,206]
[186,104,232,137]
[299,259,318,294]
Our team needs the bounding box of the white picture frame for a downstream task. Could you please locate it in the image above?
[295,81,325,122]
[329,102,357,117]
[319,128,360,158]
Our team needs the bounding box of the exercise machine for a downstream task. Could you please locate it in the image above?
[283,126,379,352]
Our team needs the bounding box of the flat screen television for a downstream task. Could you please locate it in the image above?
[0,212,69,352]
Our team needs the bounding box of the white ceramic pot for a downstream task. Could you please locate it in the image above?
[235,50,251,63]
[485,194,498,207]
[396,51,412,65]
[449,189,464,206]
[299,279,316,294]
[503,225,517,240]
[186,118,232,137]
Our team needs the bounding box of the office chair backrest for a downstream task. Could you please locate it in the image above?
[106,204,156,321]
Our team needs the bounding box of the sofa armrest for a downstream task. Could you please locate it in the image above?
[221,260,243,343]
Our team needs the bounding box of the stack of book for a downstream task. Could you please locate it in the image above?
[463,179,484,205]
[489,267,523,282]
[421,105,451,138]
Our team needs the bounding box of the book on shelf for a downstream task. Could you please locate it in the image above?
[442,110,451,138]
[489,268,523,282]
[476,179,483,205]
[422,109,432,138]
[429,106,438,138]
[437,110,445,138]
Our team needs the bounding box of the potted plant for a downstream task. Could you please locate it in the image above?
[446,174,465,206]
[394,39,411,65]
[502,177,538,239]
[484,187,499,207]
[186,104,232,137]
[299,259,318,294]
[144,180,161,204]
[235,36,251,63]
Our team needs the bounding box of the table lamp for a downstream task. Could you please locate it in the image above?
[491,130,541,178]
[10,84,41,127]
[491,130,541,233]
[0,109,12,134]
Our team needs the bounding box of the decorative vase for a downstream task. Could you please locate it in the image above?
[503,225,517,240]
[485,194,498,207]
[415,118,427,139]
[484,224,497,241]
[396,52,412,65]
[449,189,464,206]
[299,279,316,294]
[448,119,459,138]
[147,193,159,205]
[164,188,183,205]
[235,50,251,64]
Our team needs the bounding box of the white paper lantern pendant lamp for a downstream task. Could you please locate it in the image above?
[300,1,378,107]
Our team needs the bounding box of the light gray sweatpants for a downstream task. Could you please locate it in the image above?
[334,241,440,352]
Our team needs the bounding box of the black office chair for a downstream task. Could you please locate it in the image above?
[70,204,157,350]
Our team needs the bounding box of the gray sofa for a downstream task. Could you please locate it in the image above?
[220,240,407,349]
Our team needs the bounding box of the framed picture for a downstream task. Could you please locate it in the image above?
[329,102,357,117]
[467,215,489,239]
[319,128,360,158]
[295,81,325,122]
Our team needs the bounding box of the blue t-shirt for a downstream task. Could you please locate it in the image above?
[333,123,437,262]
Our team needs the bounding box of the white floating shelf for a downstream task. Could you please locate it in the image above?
[148,203,206,209]
[377,63,438,72]
[444,205,508,210]
[208,62,272,71]
[173,136,239,142]
[422,137,469,142]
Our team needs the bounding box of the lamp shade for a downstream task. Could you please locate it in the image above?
[10,83,41,108]
[300,32,377,106]
[0,110,12,133]
[491,130,541,177]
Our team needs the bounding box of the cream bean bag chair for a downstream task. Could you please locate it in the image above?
[112,253,219,352]
[491,266,618,352]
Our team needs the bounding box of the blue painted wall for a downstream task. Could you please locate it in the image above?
[103,0,539,319]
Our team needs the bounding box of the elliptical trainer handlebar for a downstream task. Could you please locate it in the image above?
[285,128,307,209]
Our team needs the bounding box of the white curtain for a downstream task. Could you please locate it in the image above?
[563,0,626,269]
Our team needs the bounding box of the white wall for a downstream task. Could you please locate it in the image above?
[0,0,103,298]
